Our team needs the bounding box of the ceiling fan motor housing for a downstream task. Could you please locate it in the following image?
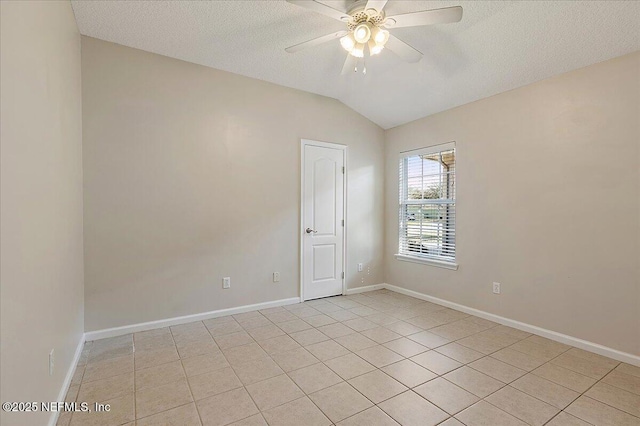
[347,9,386,31]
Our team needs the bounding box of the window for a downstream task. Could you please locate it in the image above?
[396,142,457,269]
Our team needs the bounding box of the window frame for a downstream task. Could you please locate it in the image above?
[395,142,459,270]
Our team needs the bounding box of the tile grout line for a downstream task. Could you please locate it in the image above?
[169,324,204,426]
[339,292,639,421]
[349,296,598,424]
[251,309,348,424]
[444,329,575,424]
[224,311,276,424]
[132,335,137,423]
[561,365,640,420]
[76,290,639,425]
[234,307,373,424]
[210,321,257,424]
[427,326,628,424]
[86,294,436,422]
[67,343,89,426]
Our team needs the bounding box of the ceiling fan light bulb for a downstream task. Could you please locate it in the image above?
[351,43,365,58]
[374,29,389,44]
[368,39,383,56]
[353,23,371,43]
[340,34,355,51]
[371,26,381,43]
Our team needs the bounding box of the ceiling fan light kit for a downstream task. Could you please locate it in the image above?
[340,23,381,57]
[342,9,388,58]
[286,0,463,74]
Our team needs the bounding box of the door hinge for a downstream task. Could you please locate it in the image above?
[342,166,345,174]
[341,219,344,227]
[341,272,345,279]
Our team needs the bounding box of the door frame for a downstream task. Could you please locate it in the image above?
[300,139,348,302]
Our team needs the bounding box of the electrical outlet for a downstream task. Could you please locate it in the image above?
[49,349,55,376]
[357,263,363,272]
[273,272,280,282]
[493,282,501,294]
[222,277,231,289]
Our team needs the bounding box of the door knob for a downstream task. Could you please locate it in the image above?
[305,228,318,234]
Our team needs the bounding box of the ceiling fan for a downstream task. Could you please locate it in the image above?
[285,0,463,74]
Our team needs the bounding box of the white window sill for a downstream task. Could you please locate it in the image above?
[394,254,459,270]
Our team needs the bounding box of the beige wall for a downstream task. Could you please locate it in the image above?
[0,1,84,425]
[384,52,640,356]
[81,37,385,332]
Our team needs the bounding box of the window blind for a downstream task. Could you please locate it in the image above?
[398,143,456,264]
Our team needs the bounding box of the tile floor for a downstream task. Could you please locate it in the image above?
[58,289,640,426]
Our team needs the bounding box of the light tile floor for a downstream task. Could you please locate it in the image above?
[58,289,640,426]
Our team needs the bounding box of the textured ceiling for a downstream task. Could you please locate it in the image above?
[71,0,640,129]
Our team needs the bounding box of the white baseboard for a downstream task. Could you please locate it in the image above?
[85,297,301,341]
[377,283,639,366]
[45,282,639,425]
[49,333,86,426]
[79,283,640,364]
[345,284,386,295]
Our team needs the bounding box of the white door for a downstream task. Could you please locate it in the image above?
[302,141,345,301]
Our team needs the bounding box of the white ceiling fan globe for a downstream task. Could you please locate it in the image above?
[353,23,371,44]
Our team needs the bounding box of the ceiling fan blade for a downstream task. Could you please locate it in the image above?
[365,0,388,13]
[385,6,463,29]
[385,35,423,63]
[286,0,350,22]
[341,54,357,75]
[285,30,348,53]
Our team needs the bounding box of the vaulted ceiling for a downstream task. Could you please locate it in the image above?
[71,0,640,129]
